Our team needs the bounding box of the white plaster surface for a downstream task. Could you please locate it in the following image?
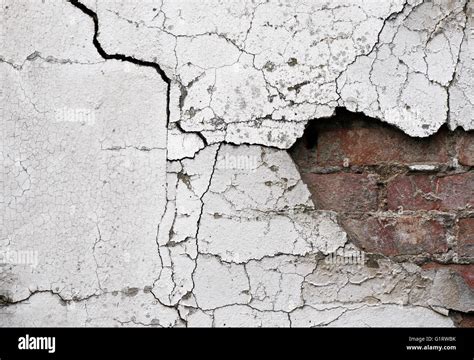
[1,0,472,327]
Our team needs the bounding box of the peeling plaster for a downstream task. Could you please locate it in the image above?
[1,0,472,327]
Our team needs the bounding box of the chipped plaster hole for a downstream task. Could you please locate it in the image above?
[290,108,473,265]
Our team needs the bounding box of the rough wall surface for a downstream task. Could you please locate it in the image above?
[1,0,472,327]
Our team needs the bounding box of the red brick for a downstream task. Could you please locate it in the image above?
[457,133,474,166]
[455,314,474,328]
[301,172,379,212]
[387,173,474,211]
[422,263,474,288]
[290,142,318,172]
[458,218,474,259]
[437,173,474,210]
[450,312,474,328]
[387,174,440,211]
[316,126,449,166]
[342,215,448,256]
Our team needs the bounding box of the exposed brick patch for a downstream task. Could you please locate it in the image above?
[342,215,448,256]
[290,108,474,260]
[458,218,474,260]
[301,173,379,212]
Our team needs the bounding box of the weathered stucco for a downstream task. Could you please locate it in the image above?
[1,0,472,327]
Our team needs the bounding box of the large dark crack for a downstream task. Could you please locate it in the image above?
[68,0,213,148]
[68,0,171,122]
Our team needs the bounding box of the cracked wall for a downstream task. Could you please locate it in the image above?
[1,0,473,327]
